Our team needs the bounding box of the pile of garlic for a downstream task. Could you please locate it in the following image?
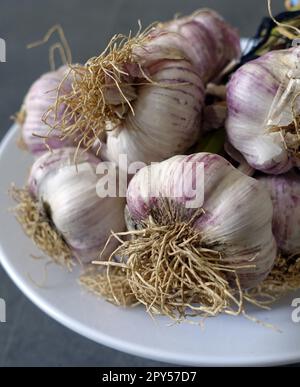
[12,5,300,323]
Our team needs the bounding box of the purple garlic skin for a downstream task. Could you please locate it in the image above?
[226,47,300,175]
[141,9,240,81]
[159,9,240,81]
[28,148,126,263]
[258,172,300,255]
[21,66,74,155]
[127,153,277,289]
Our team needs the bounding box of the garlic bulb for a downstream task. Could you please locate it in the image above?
[20,65,75,155]
[127,153,276,289]
[49,10,240,166]
[14,148,125,264]
[258,171,300,255]
[226,47,300,174]
[86,153,277,319]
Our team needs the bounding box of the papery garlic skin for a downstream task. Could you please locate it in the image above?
[28,148,126,262]
[226,47,300,174]
[21,66,74,155]
[258,172,300,255]
[127,153,277,288]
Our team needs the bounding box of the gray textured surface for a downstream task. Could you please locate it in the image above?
[0,0,296,367]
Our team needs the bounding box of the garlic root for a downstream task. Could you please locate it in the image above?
[82,209,265,322]
[247,254,300,302]
[80,266,137,307]
[11,186,73,269]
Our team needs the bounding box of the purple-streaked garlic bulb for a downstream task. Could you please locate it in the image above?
[49,10,240,166]
[227,47,300,174]
[258,172,300,255]
[87,153,276,317]
[20,65,75,155]
[126,153,276,290]
[14,148,125,265]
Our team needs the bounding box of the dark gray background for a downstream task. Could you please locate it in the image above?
[0,0,296,367]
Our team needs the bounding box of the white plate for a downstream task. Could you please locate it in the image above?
[1,124,300,367]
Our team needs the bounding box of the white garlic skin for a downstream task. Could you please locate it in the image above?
[127,153,277,289]
[105,59,204,166]
[22,66,74,155]
[258,172,300,255]
[226,47,300,174]
[28,148,126,263]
